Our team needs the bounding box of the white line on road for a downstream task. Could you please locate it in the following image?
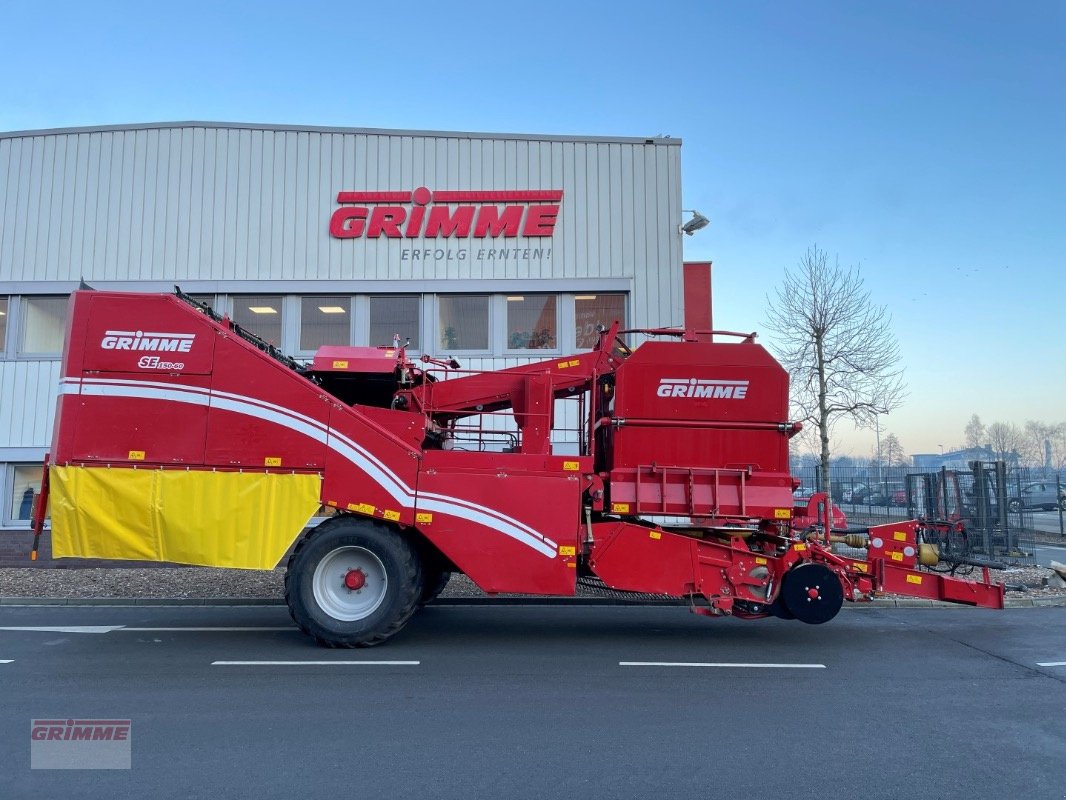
[121,627,294,632]
[0,659,12,664]
[212,660,420,666]
[1037,662,1066,667]
[619,662,826,669]
[0,625,125,633]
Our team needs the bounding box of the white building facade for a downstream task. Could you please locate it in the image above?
[0,122,684,532]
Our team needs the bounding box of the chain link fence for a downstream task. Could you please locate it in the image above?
[792,463,1066,566]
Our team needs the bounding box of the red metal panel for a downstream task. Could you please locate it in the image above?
[79,293,216,375]
[683,261,712,342]
[414,451,581,595]
[204,337,331,469]
[318,403,424,528]
[68,373,211,465]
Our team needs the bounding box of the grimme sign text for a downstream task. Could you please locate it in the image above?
[329,188,561,262]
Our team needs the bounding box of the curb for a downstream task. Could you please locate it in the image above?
[1,596,1064,608]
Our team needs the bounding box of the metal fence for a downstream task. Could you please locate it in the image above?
[792,463,1066,566]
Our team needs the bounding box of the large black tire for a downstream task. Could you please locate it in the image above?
[285,516,423,648]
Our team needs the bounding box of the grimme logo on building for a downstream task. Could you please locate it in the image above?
[329,187,562,262]
[329,187,562,239]
[101,330,195,352]
[31,718,132,769]
[656,378,750,399]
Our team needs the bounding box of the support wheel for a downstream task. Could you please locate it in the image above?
[285,517,423,647]
[419,569,451,608]
[780,563,844,625]
[1007,499,1021,513]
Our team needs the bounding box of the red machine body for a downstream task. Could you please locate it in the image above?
[40,290,1003,645]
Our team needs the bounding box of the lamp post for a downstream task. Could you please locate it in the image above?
[875,414,882,484]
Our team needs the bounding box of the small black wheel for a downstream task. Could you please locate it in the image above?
[418,569,451,608]
[780,563,844,625]
[285,516,423,647]
[1007,499,1021,513]
[1059,498,1066,512]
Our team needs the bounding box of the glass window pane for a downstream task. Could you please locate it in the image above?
[300,296,351,351]
[19,296,68,355]
[369,296,420,349]
[438,296,488,351]
[506,295,557,350]
[11,464,45,522]
[0,297,7,351]
[575,294,626,349]
[232,295,283,345]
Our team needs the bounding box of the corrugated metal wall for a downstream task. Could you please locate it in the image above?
[0,123,684,496]
[0,124,682,304]
[0,361,61,448]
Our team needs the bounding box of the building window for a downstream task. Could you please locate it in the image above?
[232,296,284,345]
[18,296,68,356]
[300,296,351,351]
[0,297,7,352]
[438,295,489,351]
[369,296,420,349]
[575,294,626,349]
[9,464,44,523]
[506,295,557,350]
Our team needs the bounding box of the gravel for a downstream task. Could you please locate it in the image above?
[1,563,1063,600]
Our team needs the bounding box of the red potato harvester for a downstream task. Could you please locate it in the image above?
[31,288,1002,646]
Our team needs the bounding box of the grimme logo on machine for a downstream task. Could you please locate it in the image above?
[657,378,750,399]
[101,330,195,352]
[101,330,194,370]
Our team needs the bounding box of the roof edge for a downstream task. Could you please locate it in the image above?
[0,121,682,146]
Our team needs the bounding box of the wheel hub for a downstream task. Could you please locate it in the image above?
[344,569,366,590]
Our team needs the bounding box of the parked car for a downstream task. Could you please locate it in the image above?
[841,484,869,504]
[867,482,904,506]
[793,486,817,501]
[1007,481,1066,512]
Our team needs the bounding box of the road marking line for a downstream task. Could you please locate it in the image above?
[619,662,826,669]
[1037,662,1066,667]
[0,625,125,633]
[212,660,420,666]
[121,627,294,632]
[0,659,12,664]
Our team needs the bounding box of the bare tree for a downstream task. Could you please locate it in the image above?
[883,432,907,467]
[765,245,906,499]
[986,421,1023,462]
[963,414,986,449]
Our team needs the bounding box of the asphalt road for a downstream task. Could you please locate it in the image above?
[1,604,1064,800]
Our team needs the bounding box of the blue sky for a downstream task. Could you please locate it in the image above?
[2,1,1062,456]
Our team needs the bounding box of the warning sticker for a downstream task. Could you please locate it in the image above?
[558,545,576,556]
[906,574,923,585]
[415,512,433,524]
[611,502,631,514]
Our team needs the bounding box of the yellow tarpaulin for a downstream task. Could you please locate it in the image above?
[49,466,321,569]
